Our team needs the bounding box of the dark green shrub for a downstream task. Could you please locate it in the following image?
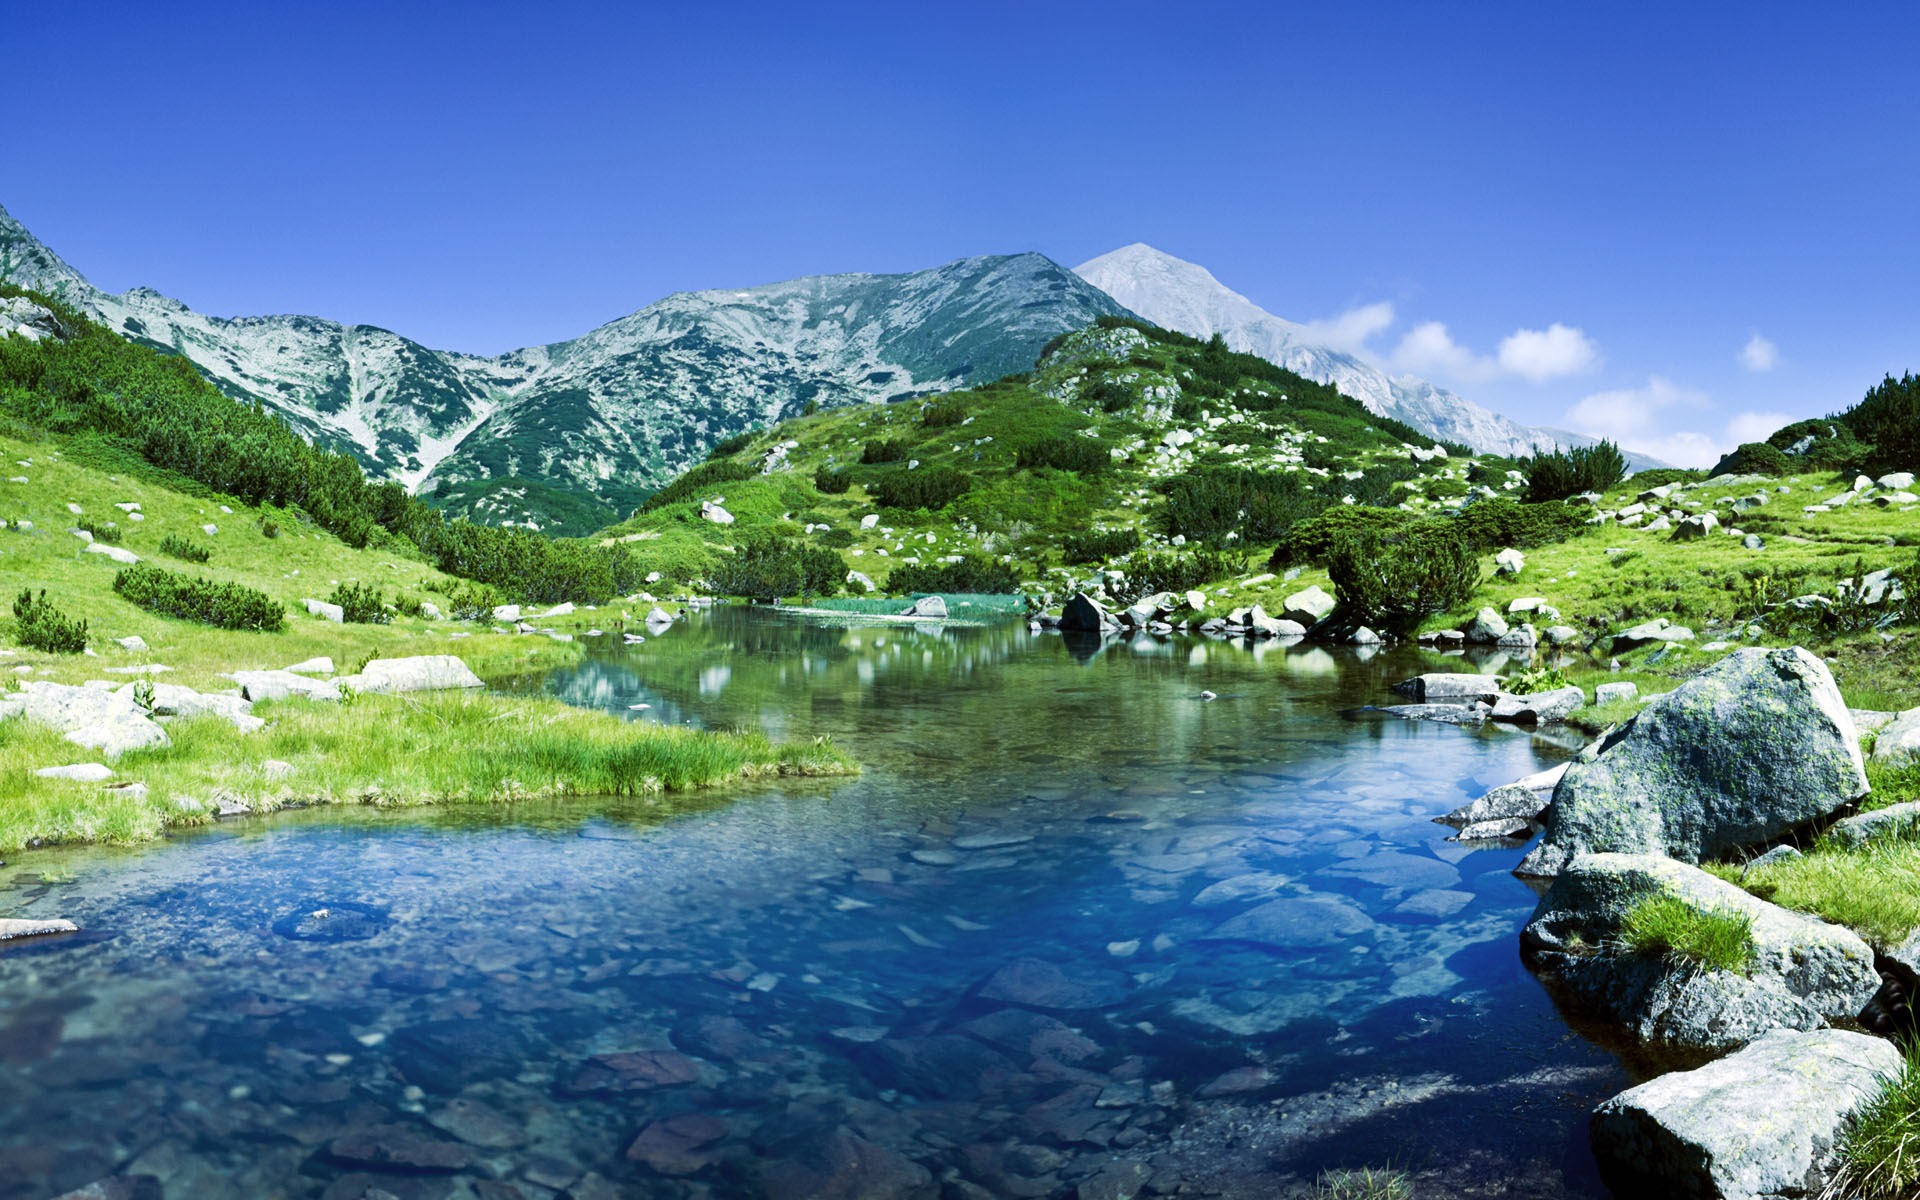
[637,460,759,513]
[1843,372,1920,477]
[1062,527,1141,565]
[706,429,756,459]
[889,555,1019,596]
[157,533,212,563]
[259,518,280,539]
[1269,507,1413,568]
[1327,524,1481,636]
[13,589,87,653]
[1624,467,1702,490]
[870,467,971,512]
[75,518,120,543]
[814,465,853,495]
[817,527,855,548]
[445,581,501,622]
[920,398,969,428]
[1161,467,1323,545]
[1709,442,1793,477]
[861,438,909,465]
[1082,379,1133,413]
[112,564,284,631]
[711,531,841,602]
[1112,549,1237,604]
[1450,497,1587,551]
[328,581,391,625]
[1016,435,1109,474]
[1523,441,1627,502]
[394,594,426,618]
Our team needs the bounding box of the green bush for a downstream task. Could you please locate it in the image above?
[259,517,280,539]
[1082,378,1133,413]
[1615,894,1755,974]
[920,397,969,428]
[888,555,1019,596]
[112,564,284,631]
[1061,527,1141,565]
[156,533,212,563]
[1623,467,1702,490]
[1016,435,1109,474]
[1451,496,1587,551]
[636,460,759,514]
[444,581,501,622]
[1844,372,1920,477]
[860,438,909,465]
[1327,525,1480,636]
[816,527,854,548]
[813,465,853,495]
[394,594,426,619]
[870,466,971,512]
[328,581,391,625]
[1709,441,1793,477]
[12,589,87,653]
[1161,467,1324,545]
[711,531,841,603]
[706,429,756,459]
[1112,548,1237,605]
[1268,506,1413,568]
[1523,441,1627,502]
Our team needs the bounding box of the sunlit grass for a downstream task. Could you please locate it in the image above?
[1613,894,1756,974]
[1720,840,1920,949]
[1827,1048,1920,1200]
[1311,1166,1414,1200]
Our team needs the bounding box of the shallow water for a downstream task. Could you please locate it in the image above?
[0,609,1629,1199]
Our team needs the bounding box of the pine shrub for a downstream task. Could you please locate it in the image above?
[12,589,88,653]
[157,533,212,563]
[1327,525,1480,636]
[112,564,284,631]
[328,581,391,624]
[889,555,1019,596]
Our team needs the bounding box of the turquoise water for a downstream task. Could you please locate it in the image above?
[0,609,1627,1198]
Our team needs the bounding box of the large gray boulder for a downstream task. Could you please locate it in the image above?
[1518,648,1866,877]
[1589,1029,1899,1200]
[1280,585,1334,626]
[232,670,345,704]
[1523,854,1880,1050]
[1392,673,1500,702]
[1825,801,1920,850]
[1442,763,1569,827]
[65,715,170,758]
[1059,592,1118,634]
[336,656,485,695]
[1464,607,1509,644]
[1490,684,1585,725]
[902,595,948,619]
[1871,707,1920,767]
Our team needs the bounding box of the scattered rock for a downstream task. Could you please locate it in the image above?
[285,657,334,675]
[303,598,345,623]
[699,500,734,525]
[1200,895,1373,950]
[902,595,947,618]
[325,1123,473,1173]
[1060,593,1118,634]
[33,763,114,782]
[1871,707,1920,767]
[1391,672,1500,702]
[1494,548,1525,575]
[1280,585,1335,625]
[1464,607,1508,643]
[1611,617,1694,651]
[1589,1030,1899,1200]
[1826,801,1920,849]
[335,656,484,694]
[232,670,344,703]
[1489,684,1584,725]
[83,542,139,565]
[626,1113,728,1175]
[977,958,1130,1010]
[113,636,148,653]
[1594,681,1639,706]
[558,1049,701,1095]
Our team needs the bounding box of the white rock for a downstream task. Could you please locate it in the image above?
[1878,472,1916,491]
[860,514,881,529]
[334,655,484,695]
[285,657,334,675]
[65,715,171,757]
[114,635,149,652]
[0,918,78,941]
[231,670,344,703]
[202,523,218,536]
[33,763,115,782]
[302,598,344,623]
[699,501,734,525]
[84,542,139,565]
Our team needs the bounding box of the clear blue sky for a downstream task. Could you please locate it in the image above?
[5,1,1917,464]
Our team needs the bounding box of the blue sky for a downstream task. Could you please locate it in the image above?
[5,2,1917,465]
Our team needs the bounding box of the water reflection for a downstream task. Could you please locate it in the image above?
[0,608,1625,1199]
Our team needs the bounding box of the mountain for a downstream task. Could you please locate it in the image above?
[1074,244,1664,468]
[0,202,1128,532]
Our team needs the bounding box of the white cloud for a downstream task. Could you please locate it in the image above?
[1390,321,1497,380]
[1561,376,1788,468]
[1497,323,1601,382]
[1297,302,1396,355]
[1739,333,1780,372]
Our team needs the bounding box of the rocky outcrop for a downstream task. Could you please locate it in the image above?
[1589,1029,1898,1200]
[1523,854,1880,1050]
[1826,801,1920,850]
[12,681,171,758]
[232,670,345,704]
[1518,648,1866,877]
[1489,685,1584,725]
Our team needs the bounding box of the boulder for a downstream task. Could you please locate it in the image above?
[1507,596,1547,614]
[1392,672,1501,702]
[902,595,948,619]
[1349,626,1382,645]
[17,681,146,731]
[646,606,674,625]
[285,657,334,675]
[1589,1029,1899,1200]
[1442,764,1568,828]
[232,670,345,703]
[1059,592,1118,634]
[113,635,149,653]
[1871,707,1920,767]
[1544,625,1580,646]
[1280,585,1335,625]
[337,656,484,695]
[1671,513,1720,539]
[1496,624,1538,651]
[1519,648,1867,877]
[1594,681,1639,706]
[1879,471,1916,491]
[1495,548,1525,575]
[84,542,139,565]
[1524,854,1880,1050]
[699,501,734,525]
[491,604,522,622]
[0,918,78,941]
[1184,589,1208,611]
[66,715,170,758]
[1489,684,1584,725]
[34,763,114,782]
[1612,617,1694,651]
[303,598,345,623]
[419,601,444,620]
[1826,801,1920,850]
[1250,611,1306,638]
[1463,607,1508,643]
[116,683,260,731]
[846,570,876,593]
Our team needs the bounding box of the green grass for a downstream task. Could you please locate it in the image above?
[1614,894,1757,974]
[1727,841,1920,949]
[1828,1048,1920,1200]
[1309,1166,1414,1200]
[0,690,854,852]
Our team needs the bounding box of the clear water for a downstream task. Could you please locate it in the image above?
[0,609,1630,1199]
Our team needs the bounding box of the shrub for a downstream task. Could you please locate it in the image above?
[1523,441,1627,502]
[1061,527,1141,565]
[888,555,1020,596]
[1016,435,1109,474]
[328,581,391,624]
[259,518,280,539]
[870,466,971,512]
[711,531,840,603]
[860,438,909,465]
[1451,496,1587,551]
[1844,372,1920,477]
[637,460,758,514]
[1623,467,1701,490]
[157,533,212,563]
[1269,507,1413,568]
[444,581,501,622]
[1113,548,1237,605]
[1310,1167,1413,1200]
[1709,441,1793,477]
[1082,378,1133,413]
[1161,467,1323,545]
[1615,894,1756,974]
[813,465,853,495]
[1828,1048,1920,1200]
[75,518,120,543]
[1506,665,1569,695]
[12,589,87,653]
[394,594,426,618]
[920,397,969,428]
[1326,525,1480,636]
[706,429,756,459]
[112,564,284,631]
[816,527,854,548]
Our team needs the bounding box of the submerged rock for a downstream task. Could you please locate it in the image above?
[324,1123,472,1173]
[271,900,389,943]
[1200,895,1374,950]
[1589,1029,1899,1200]
[1519,648,1866,877]
[977,958,1129,1010]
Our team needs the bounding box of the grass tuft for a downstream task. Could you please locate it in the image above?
[1311,1166,1414,1200]
[1614,894,1756,974]
[1826,1048,1920,1200]
[1735,840,1920,949]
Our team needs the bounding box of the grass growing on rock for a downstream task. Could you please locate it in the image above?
[1828,1047,1920,1200]
[1614,894,1757,974]
[0,691,854,852]
[1722,841,1920,949]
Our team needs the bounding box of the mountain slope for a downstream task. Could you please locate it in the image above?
[1074,244,1662,467]
[0,202,1127,532]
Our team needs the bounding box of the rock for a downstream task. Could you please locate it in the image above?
[83,542,139,565]
[1519,648,1868,876]
[1826,801,1920,849]
[646,605,674,625]
[335,656,484,694]
[1879,471,1916,490]
[1595,681,1639,706]
[1871,707,1920,767]
[902,595,947,618]
[325,1124,473,1173]
[48,1178,162,1200]
[1443,763,1568,826]
[418,601,443,619]
[699,500,734,524]
[302,597,345,623]
[626,1113,728,1175]
[1507,596,1547,614]
[1349,626,1382,645]
[1393,889,1475,918]
[1464,606,1509,643]
[261,759,295,779]
[1643,516,1672,532]
[1524,854,1880,1048]
[1743,534,1765,550]
[1190,872,1290,907]
[1496,623,1538,650]
[1281,584,1335,625]
[762,1128,932,1200]
[491,604,521,622]
[1059,592,1117,634]
[0,917,79,941]
[1589,1029,1899,1200]
[1874,491,1919,506]
[1671,513,1720,539]
[113,636,148,652]
[284,656,334,675]
[232,670,344,703]
[65,715,170,758]
[1455,816,1534,840]
[558,1049,701,1095]
[846,570,876,593]
[977,958,1129,1009]
[34,763,114,782]
[1200,895,1373,950]
[389,1019,539,1093]
[540,601,575,618]
[1612,617,1694,651]
[1393,672,1500,701]
[1184,589,1207,611]
[1495,547,1525,575]
[1489,684,1584,725]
